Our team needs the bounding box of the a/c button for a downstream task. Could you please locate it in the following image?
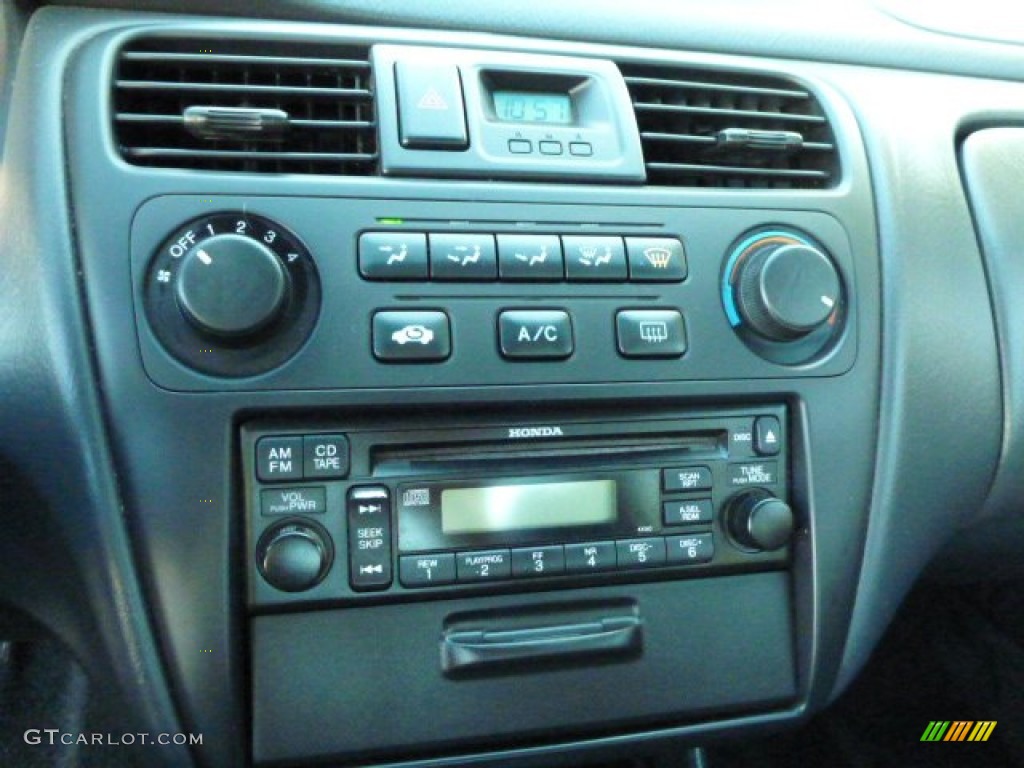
[498,310,574,359]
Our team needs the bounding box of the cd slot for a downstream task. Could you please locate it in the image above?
[372,431,725,477]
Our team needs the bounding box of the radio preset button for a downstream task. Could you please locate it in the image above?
[497,235,564,281]
[510,545,566,578]
[663,498,713,526]
[429,233,498,281]
[564,541,617,573]
[399,553,456,587]
[359,232,428,280]
[303,434,349,479]
[665,534,715,565]
[616,538,667,569]
[563,236,627,282]
[372,310,451,362]
[616,309,687,358]
[625,237,688,282]
[498,310,574,360]
[456,549,512,582]
[727,462,778,488]
[256,436,303,482]
[261,487,326,516]
[347,487,393,591]
[754,416,782,456]
[663,466,713,492]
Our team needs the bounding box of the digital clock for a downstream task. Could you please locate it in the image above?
[492,90,573,125]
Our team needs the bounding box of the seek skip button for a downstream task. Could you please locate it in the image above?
[663,466,713,492]
[499,310,573,359]
[260,487,326,516]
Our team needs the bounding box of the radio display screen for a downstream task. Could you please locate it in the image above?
[441,480,617,534]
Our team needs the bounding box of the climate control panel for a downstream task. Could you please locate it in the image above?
[132,196,856,389]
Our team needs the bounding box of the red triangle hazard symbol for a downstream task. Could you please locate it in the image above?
[418,87,449,110]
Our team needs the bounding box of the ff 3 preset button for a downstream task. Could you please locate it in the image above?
[256,436,303,482]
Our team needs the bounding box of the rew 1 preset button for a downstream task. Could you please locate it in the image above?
[373,311,451,362]
[400,553,456,587]
[359,232,428,280]
[498,310,573,359]
[347,487,392,591]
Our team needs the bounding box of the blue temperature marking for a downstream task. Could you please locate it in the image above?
[722,230,812,327]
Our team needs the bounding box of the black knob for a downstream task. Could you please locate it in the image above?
[726,489,794,552]
[735,239,840,341]
[175,233,288,338]
[257,522,332,592]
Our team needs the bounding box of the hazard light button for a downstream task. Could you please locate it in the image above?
[395,61,468,150]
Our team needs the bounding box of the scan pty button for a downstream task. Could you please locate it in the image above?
[373,310,451,362]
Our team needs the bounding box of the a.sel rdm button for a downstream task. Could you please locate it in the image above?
[373,311,451,362]
[499,310,573,359]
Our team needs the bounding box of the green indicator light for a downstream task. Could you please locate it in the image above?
[376,217,405,225]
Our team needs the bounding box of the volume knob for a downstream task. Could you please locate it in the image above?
[257,521,332,593]
[175,233,288,338]
[735,239,840,341]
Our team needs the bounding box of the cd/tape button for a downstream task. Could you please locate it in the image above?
[456,549,512,582]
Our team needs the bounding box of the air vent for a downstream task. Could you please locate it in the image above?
[620,64,838,189]
[113,39,378,175]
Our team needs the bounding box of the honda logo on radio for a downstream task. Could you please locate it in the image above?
[508,426,564,438]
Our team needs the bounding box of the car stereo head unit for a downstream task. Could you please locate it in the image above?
[243,406,793,609]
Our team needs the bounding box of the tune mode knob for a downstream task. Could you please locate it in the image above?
[734,238,841,341]
[725,489,794,552]
[257,521,333,593]
[175,234,288,338]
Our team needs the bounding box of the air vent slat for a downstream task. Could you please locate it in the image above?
[116,80,373,99]
[113,38,379,176]
[623,76,809,100]
[621,63,839,189]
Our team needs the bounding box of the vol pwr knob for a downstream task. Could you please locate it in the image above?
[144,212,321,377]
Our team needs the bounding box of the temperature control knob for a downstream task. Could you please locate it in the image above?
[725,489,794,552]
[734,238,841,341]
[175,233,288,338]
[257,521,333,593]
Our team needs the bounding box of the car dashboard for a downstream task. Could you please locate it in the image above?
[0,1,1022,767]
